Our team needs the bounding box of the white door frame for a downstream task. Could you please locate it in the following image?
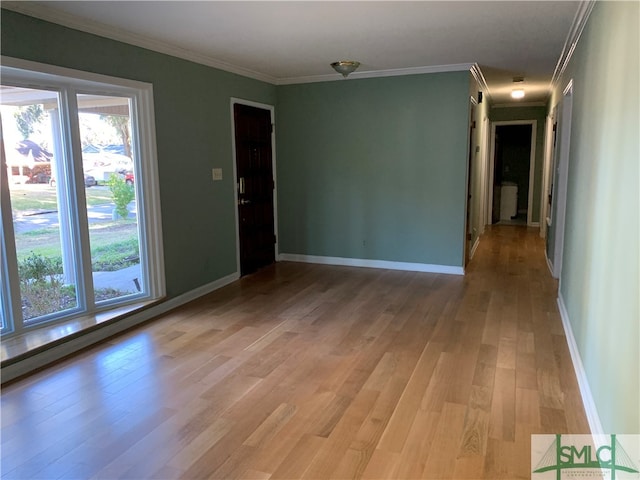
[464,96,477,266]
[480,115,490,233]
[230,98,278,276]
[549,81,573,279]
[487,120,537,226]
[540,111,556,239]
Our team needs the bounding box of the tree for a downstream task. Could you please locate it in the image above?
[101,115,132,158]
[13,105,44,139]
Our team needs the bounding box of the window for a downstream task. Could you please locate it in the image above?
[0,57,164,336]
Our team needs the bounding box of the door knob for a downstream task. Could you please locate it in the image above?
[239,198,251,205]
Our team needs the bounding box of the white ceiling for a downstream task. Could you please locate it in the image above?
[3,1,583,105]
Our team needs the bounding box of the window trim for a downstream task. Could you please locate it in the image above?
[0,56,165,336]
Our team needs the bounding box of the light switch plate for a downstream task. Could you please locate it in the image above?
[212,168,223,181]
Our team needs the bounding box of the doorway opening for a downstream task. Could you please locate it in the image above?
[231,100,277,276]
[488,122,536,226]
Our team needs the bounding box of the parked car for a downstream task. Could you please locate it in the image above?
[107,169,134,185]
[84,174,98,187]
[26,172,51,184]
[49,174,97,188]
[123,171,134,185]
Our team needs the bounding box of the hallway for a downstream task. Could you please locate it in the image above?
[0,226,590,479]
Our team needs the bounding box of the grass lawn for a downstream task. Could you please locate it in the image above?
[16,221,139,272]
[10,184,115,213]
[11,184,139,273]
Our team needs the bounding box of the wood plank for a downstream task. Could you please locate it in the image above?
[270,434,324,479]
[376,341,443,453]
[458,385,492,457]
[392,408,441,479]
[166,417,235,470]
[360,448,400,479]
[244,389,335,474]
[489,367,516,441]
[421,402,467,479]
[301,389,380,479]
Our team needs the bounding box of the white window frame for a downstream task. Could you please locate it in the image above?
[0,56,165,336]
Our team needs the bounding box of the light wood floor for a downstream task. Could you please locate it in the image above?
[1,226,589,479]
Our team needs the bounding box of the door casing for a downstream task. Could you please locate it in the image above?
[487,120,538,226]
[230,98,278,276]
[540,112,557,239]
[547,80,573,279]
[464,97,477,266]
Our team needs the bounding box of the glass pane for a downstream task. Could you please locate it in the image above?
[1,86,78,322]
[0,272,5,331]
[0,231,5,332]
[76,94,142,303]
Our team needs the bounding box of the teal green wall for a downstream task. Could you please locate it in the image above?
[276,72,470,267]
[490,106,547,223]
[1,10,276,298]
[549,1,639,433]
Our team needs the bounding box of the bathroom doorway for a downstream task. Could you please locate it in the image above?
[488,121,536,225]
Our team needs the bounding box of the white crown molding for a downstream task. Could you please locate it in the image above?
[276,63,475,85]
[1,1,279,84]
[551,0,596,88]
[3,2,482,86]
[470,63,491,101]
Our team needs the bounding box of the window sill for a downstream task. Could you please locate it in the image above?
[1,300,161,368]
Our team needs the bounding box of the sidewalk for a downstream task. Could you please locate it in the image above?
[93,264,141,293]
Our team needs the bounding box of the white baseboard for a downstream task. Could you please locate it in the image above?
[2,271,240,383]
[278,253,464,275]
[545,251,554,276]
[528,221,540,227]
[557,293,604,435]
[470,237,480,260]
[158,272,240,313]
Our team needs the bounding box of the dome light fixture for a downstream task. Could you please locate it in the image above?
[511,76,525,99]
[331,60,360,78]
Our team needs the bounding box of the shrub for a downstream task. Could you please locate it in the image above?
[18,252,62,282]
[18,252,67,319]
[16,253,131,319]
[108,173,135,219]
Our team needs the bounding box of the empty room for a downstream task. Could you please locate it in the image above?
[1,1,638,479]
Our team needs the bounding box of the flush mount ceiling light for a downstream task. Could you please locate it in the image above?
[511,76,525,99]
[331,60,360,78]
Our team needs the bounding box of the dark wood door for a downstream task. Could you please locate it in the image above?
[234,103,275,276]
